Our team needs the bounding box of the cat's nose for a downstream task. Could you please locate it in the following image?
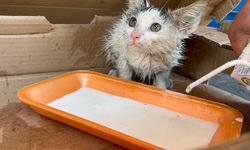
[130,33,141,44]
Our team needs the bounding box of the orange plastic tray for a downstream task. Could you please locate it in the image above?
[18,71,243,150]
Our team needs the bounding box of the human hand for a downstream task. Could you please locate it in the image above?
[228,0,250,55]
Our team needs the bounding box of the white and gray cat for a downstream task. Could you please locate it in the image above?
[104,0,207,89]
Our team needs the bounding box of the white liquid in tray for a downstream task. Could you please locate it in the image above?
[47,87,219,150]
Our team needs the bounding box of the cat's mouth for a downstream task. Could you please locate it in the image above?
[130,41,143,47]
[130,41,153,49]
[131,43,141,46]
[130,42,156,53]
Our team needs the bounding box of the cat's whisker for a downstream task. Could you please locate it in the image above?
[160,0,166,8]
[160,0,169,11]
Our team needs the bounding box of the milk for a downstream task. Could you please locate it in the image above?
[48,87,219,150]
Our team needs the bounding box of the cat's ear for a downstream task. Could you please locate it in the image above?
[128,0,150,10]
[170,0,207,35]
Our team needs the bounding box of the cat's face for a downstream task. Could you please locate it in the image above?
[124,0,207,48]
[126,8,171,46]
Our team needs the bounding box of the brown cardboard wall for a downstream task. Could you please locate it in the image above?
[178,0,198,7]
[0,0,185,24]
[0,6,120,24]
[158,0,182,9]
[174,35,237,80]
[0,16,114,76]
[0,0,127,10]
[0,0,126,24]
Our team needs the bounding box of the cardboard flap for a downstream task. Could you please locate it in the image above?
[194,26,231,46]
[90,15,116,25]
[0,16,53,35]
[0,15,115,76]
[212,0,241,22]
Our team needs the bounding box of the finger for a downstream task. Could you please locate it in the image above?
[230,33,250,55]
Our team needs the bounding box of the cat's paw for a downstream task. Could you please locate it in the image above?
[166,79,173,89]
[108,68,119,77]
[155,78,173,89]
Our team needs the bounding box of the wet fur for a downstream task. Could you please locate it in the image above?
[104,0,207,89]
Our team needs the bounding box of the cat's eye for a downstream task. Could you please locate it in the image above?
[150,23,161,32]
[129,17,137,27]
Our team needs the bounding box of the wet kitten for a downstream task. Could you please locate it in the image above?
[104,0,207,89]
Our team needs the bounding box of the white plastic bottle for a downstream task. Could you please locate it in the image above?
[231,40,250,90]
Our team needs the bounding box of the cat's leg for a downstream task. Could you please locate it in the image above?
[154,71,173,89]
[117,60,133,80]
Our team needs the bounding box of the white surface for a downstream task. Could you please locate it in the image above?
[48,87,219,150]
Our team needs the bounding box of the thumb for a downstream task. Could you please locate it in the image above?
[230,32,250,55]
